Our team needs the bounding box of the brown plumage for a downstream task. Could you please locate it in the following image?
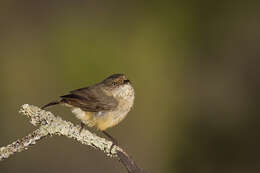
[60,86,118,112]
[42,74,135,132]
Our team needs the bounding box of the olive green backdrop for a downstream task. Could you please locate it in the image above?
[0,1,259,173]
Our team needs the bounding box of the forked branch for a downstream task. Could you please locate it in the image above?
[0,104,148,173]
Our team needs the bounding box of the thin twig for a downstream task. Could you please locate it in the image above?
[0,104,148,173]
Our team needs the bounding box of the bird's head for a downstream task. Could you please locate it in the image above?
[103,74,131,88]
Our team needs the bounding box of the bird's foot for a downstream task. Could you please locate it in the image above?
[79,122,85,134]
[102,131,118,154]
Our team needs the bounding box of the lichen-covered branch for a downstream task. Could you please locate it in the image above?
[0,104,148,173]
[0,129,47,160]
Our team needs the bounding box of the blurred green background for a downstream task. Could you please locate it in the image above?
[0,1,259,173]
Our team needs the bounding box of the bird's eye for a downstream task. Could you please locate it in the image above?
[112,81,117,86]
[124,79,130,84]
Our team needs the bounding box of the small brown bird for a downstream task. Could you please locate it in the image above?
[42,74,135,143]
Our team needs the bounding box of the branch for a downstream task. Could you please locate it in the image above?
[0,104,148,173]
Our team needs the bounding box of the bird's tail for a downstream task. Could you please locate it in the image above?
[41,100,61,109]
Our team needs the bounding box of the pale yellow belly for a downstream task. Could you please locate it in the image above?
[71,107,128,131]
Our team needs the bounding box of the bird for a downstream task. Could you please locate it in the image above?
[41,74,135,145]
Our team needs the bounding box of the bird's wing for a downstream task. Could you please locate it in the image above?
[60,86,118,112]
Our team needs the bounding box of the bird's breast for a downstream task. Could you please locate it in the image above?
[95,84,135,130]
